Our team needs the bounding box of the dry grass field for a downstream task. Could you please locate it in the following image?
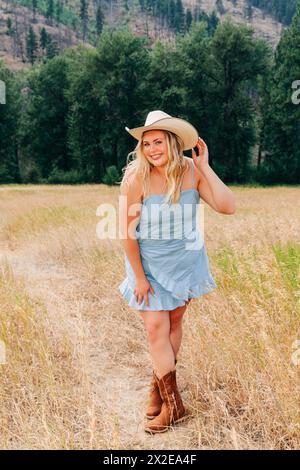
[0,184,299,449]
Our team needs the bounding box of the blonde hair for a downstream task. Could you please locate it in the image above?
[119,130,188,205]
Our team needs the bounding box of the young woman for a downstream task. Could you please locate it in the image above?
[118,110,235,434]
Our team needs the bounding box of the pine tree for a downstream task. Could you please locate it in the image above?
[205,19,270,181]
[185,8,193,31]
[40,27,48,50]
[45,35,59,60]
[174,0,185,34]
[32,0,38,23]
[208,10,219,36]
[216,0,226,15]
[244,0,253,21]
[80,0,89,42]
[55,0,64,24]
[96,5,104,37]
[26,26,38,65]
[46,0,54,26]
[6,17,14,36]
[261,3,300,183]
[0,61,21,182]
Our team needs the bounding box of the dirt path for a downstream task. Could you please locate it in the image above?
[0,244,197,450]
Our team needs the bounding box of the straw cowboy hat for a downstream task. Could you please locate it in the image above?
[125,110,199,151]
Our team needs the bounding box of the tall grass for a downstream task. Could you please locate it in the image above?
[0,184,299,449]
[0,260,105,449]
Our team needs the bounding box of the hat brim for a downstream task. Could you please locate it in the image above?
[125,117,198,151]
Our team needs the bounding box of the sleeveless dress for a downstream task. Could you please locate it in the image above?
[118,158,217,311]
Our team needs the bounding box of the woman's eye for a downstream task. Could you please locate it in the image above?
[144,141,162,146]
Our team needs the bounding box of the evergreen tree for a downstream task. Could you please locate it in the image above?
[177,19,270,182]
[169,0,176,30]
[55,0,64,24]
[45,35,59,60]
[216,0,226,15]
[174,0,185,34]
[18,56,71,180]
[206,19,271,181]
[26,26,38,65]
[66,28,150,180]
[32,0,38,23]
[185,8,193,31]
[244,0,253,20]
[0,61,21,183]
[208,10,219,36]
[260,4,300,183]
[80,0,89,42]
[96,5,104,37]
[46,0,54,26]
[40,27,48,50]
[6,17,14,36]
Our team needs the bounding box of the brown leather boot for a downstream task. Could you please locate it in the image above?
[145,371,162,420]
[145,359,177,420]
[144,368,189,434]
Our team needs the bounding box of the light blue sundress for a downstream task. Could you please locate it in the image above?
[118,158,217,311]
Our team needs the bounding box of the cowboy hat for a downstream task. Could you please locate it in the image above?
[125,110,199,151]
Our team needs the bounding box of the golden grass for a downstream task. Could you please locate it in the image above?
[0,260,109,449]
[0,184,299,449]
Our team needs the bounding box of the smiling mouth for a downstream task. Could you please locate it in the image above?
[151,155,162,160]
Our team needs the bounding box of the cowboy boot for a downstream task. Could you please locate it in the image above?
[145,359,177,420]
[144,368,189,434]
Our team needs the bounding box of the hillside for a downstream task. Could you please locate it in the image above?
[0,0,291,71]
[187,0,284,47]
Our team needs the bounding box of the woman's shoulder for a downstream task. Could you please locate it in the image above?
[120,164,143,199]
[183,155,201,186]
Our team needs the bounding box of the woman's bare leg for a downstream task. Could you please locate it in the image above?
[140,310,175,379]
[169,304,188,359]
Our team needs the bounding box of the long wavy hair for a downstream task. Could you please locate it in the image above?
[120,130,188,205]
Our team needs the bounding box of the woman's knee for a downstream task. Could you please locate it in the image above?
[169,306,186,332]
[142,311,170,343]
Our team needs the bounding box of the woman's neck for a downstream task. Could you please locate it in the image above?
[151,165,167,178]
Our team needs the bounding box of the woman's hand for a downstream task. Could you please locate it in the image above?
[192,137,209,171]
[134,276,156,307]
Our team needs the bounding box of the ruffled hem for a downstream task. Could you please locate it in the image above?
[118,278,187,311]
[146,258,216,301]
[118,275,217,311]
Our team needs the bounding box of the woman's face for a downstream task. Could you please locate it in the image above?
[142,130,169,167]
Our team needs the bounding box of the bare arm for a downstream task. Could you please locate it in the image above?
[119,169,155,306]
[192,138,236,215]
[196,164,236,214]
[119,170,145,279]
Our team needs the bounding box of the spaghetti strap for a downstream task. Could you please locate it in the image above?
[190,158,195,188]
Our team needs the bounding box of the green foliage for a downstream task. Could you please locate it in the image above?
[0,61,21,183]
[18,56,71,180]
[102,165,120,186]
[272,242,300,291]
[47,166,83,183]
[26,26,38,65]
[6,17,14,36]
[260,4,300,183]
[1,16,300,186]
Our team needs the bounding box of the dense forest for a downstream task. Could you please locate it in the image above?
[0,2,299,185]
